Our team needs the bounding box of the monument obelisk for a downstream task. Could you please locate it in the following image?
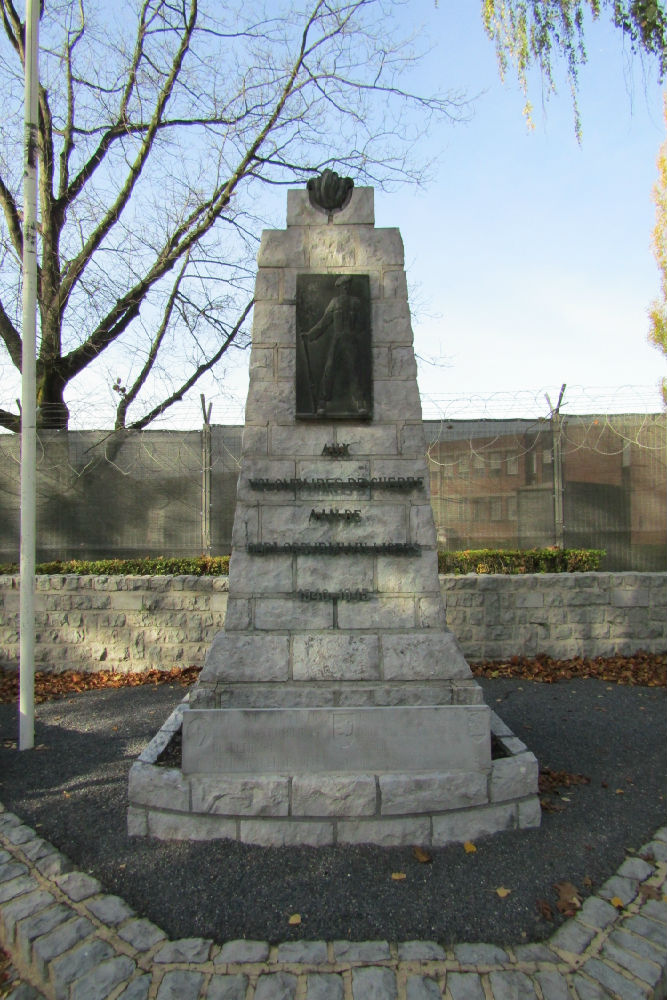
[129,174,540,846]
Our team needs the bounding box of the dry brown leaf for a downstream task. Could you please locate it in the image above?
[554,881,581,915]
[288,913,301,925]
[610,896,625,909]
[495,887,511,898]
[537,898,554,921]
[391,872,407,881]
[412,846,432,864]
[639,885,661,901]
[464,841,477,854]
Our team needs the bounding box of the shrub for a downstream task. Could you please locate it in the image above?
[437,548,604,575]
[0,549,605,577]
[0,555,230,576]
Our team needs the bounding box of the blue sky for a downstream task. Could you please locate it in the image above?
[370,1,666,419]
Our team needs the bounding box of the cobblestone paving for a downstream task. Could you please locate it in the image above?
[1,804,666,1000]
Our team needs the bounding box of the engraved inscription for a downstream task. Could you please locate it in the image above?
[298,589,370,602]
[248,476,423,491]
[309,508,361,522]
[322,443,350,456]
[247,541,419,555]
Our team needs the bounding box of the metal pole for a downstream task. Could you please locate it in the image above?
[547,384,566,550]
[19,0,40,750]
[200,394,212,556]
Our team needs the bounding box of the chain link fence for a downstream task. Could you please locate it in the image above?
[425,413,666,570]
[0,412,664,570]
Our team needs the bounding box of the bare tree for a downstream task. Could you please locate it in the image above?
[0,0,468,432]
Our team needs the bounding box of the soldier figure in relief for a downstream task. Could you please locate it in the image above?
[301,275,369,416]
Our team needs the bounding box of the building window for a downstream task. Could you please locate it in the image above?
[506,455,519,475]
[490,498,503,521]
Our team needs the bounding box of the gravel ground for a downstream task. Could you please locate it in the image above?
[0,677,665,947]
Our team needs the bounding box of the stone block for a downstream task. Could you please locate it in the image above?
[224,598,252,631]
[183,704,489,774]
[296,555,374,594]
[391,346,418,378]
[379,770,487,815]
[154,938,212,963]
[254,269,281,301]
[254,597,333,630]
[356,227,404,266]
[215,939,270,963]
[332,940,391,962]
[229,550,293,595]
[336,596,415,630]
[517,796,542,828]
[50,938,115,1000]
[156,970,205,1000]
[128,762,190,812]
[490,753,539,803]
[146,810,237,841]
[249,346,275,378]
[241,426,268,456]
[338,816,430,846]
[307,228,357,267]
[190,775,289,816]
[270,425,335,456]
[291,774,376,816]
[292,633,380,681]
[277,940,328,963]
[1,889,55,944]
[305,973,345,1000]
[69,956,136,1000]
[431,802,517,845]
[200,633,290,683]
[14,903,72,967]
[257,228,306,268]
[32,917,95,981]
[239,819,333,847]
[417,596,446,629]
[373,380,422,421]
[345,425,398,455]
[245,378,294,425]
[376,551,439,595]
[381,632,471,680]
[371,299,412,345]
[277,347,295,379]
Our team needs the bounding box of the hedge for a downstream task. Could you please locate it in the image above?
[0,549,603,577]
[437,548,605,575]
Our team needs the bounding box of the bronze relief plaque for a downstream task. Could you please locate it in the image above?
[296,274,372,420]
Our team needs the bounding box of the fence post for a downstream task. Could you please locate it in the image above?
[548,385,566,548]
[201,395,212,555]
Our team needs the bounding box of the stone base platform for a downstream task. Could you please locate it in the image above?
[127,698,541,847]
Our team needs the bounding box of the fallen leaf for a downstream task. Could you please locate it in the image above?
[412,846,432,864]
[537,898,554,921]
[463,841,477,854]
[391,872,407,881]
[610,896,625,910]
[495,887,511,898]
[582,876,593,889]
[62,791,71,799]
[288,913,301,925]
[554,881,581,915]
[639,885,661,901]
[615,789,625,796]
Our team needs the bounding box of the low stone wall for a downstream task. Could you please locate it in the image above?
[0,572,664,674]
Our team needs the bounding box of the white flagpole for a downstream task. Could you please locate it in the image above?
[19,0,40,751]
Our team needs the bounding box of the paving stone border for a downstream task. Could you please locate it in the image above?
[1,802,665,999]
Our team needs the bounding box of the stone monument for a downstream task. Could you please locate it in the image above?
[128,174,540,846]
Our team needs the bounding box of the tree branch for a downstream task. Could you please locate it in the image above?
[127,297,253,431]
[59,0,198,310]
[115,252,190,429]
[0,407,20,433]
[0,297,22,370]
[0,173,23,260]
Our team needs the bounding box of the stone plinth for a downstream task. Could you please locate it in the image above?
[128,184,540,845]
